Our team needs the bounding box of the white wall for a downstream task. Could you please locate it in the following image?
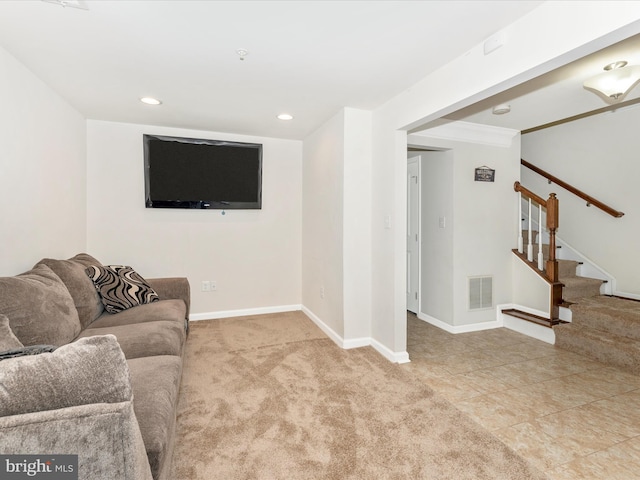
[418,150,454,324]
[302,107,372,344]
[452,139,520,326]
[370,3,640,356]
[522,105,640,297]
[342,108,373,341]
[86,120,302,317]
[512,256,551,314]
[0,46,86,275]
[410,131,520,328]
[302,110,345,336]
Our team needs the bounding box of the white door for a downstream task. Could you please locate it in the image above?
[407,156,420,313]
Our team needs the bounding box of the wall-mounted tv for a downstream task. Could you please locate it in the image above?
[143,134,262,210]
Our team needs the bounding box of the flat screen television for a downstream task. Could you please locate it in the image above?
[143,134,262,209]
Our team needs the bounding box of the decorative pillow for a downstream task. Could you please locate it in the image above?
[0,344,57,361]
[0,264,82,346]
[0,314,23,351]
[36,253,105,328]
[85,265,160,314]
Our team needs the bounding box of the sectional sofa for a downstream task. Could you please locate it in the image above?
[0,253,190,480]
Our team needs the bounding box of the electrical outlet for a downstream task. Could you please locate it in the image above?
[201,281,211,292]
[320,286,325,299]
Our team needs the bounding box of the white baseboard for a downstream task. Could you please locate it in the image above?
[301,306,409,363]
[416,307,555,345]
[417,312,502,333]
[371,338,410,364]
[614,291,640,301]
[189,304,301,321]
[300,306,344,347]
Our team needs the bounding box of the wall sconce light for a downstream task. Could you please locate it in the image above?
[583,61,640,102]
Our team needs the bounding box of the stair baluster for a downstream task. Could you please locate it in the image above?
[537,205,544,271]
[518,192,524,254]
[527,198,533,262]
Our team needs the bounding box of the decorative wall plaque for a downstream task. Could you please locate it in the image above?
[474,166,495,182]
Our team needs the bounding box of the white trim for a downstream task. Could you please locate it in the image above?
[614,291,640,301]
[497,303,555,344]
[417,312,502,333]
[412,121,519,148]
[417,305,556,344]
[371,338,410,364]
[300,305,344,347]
[301,306,409,363]
[189,304,301,321]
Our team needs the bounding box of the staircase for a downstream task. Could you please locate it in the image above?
[512,162,638,373]
[519,236,640,375]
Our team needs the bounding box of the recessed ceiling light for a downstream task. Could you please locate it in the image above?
[140,97,162,105]
[277,113,293,120]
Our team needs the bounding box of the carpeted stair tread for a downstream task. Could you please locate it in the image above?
[569,296,640,340]
[557,259,580,278]
[554,322,640,375]
[561,276,604,302]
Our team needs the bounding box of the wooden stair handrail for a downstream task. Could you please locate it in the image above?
[521,159,624,218]
[514,181,547,207]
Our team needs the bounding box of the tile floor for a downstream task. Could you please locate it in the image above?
[403,313,640,480]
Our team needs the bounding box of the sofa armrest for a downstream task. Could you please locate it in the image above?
[0,335,152,480]
[147,277,190,320]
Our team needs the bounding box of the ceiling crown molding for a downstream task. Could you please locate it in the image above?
[413,121,519,148]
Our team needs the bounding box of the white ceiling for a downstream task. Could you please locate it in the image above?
[0,0,545,140]
[436,32,640,133]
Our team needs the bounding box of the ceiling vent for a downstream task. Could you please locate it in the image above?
[469,276,493,310]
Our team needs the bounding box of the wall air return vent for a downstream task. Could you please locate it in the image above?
[469,276,493,310]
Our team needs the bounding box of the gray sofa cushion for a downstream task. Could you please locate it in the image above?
[86,265,160,314]
[0,334,153,480]
[0,314,23,351]
[0,335,131,416]
[37,253,105,329]
[128,355,182,480]
[90,299,187,330]
[77,320,185,359]
[0,264,81,346]
[146,278,191,320]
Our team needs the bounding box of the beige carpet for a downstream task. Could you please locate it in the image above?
[170,311,548,480]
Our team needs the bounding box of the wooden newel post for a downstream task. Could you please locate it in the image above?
[545,193,559,283]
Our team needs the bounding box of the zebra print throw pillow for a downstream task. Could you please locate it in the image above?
[85,265,160,314]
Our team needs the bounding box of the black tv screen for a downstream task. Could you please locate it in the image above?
[143,134,262,209]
